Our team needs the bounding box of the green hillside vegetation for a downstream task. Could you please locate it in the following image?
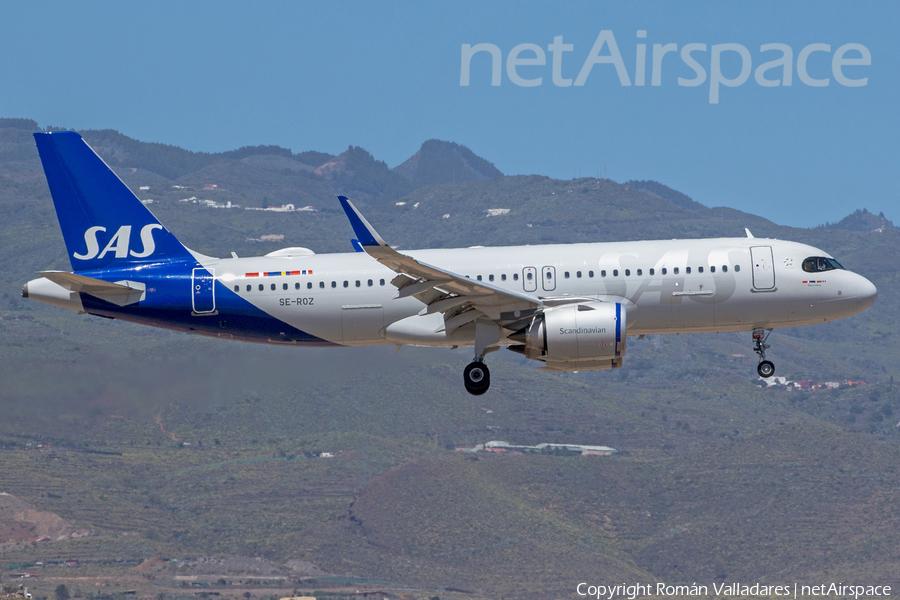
[624,179,707,211]
[0,120,899,599]
[337,424,900,589]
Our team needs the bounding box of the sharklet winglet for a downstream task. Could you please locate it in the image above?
[338,196,388,248]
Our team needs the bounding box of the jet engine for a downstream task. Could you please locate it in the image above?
[510,301,626,372]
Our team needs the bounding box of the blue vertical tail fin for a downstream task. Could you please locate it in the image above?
[33,131,193,272]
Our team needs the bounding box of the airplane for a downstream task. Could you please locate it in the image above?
[22,131,878,395]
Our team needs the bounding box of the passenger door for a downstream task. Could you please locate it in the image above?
[750,246,775,289]
[192,268,216,314]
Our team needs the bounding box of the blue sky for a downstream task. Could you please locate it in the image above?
[1,1,896,228]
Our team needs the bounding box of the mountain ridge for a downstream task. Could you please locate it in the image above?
[0,118,885,229]
[393,139,503,187]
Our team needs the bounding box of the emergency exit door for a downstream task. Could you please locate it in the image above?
[523,267,537,292]
[541,266,556,291]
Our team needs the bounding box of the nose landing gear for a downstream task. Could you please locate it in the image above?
[752,328,775,378]
[463,356,491,396]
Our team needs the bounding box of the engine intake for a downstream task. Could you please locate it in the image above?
[511,301,626,372]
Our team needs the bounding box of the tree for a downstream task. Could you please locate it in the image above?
[55,585,70,600]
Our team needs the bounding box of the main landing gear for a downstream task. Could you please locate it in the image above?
[752,328,775,378]
[462,320,500,395]
[463,357,491,396]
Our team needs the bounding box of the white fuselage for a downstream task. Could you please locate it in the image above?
[193,236,876,348]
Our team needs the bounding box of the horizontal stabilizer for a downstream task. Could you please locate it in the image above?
[38,271,146,306]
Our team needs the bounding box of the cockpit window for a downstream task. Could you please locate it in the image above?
[802,256,844,273]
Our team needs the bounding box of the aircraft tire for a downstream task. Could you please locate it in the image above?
[463,361,491,395]
[757,360,775,378]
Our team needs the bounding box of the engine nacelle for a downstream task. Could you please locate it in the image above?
[515,301,626,372]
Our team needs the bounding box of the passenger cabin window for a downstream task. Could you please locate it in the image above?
[343,281,349,288]
[698,266,704,273]
[477,275,482,281]
[637,269,642,276]
[259,284,264,291]
[589,270,594,278]
[625,269,630,276]
[380,279,385,285]
[710,266,716,273]
[527,272,533,280]
[308,282,313,289]
[576,271,582,278]
[803,257,844,272]
[735,265,740,272]
[661,268,667,275]
[320,281,325,288]
[649,268,655,276]
[686,267,691,274]
[489,274,494,282]
[355,280,361,287]
[234,285,239,292]
[513,273,519,281]
[246,284,251,292]
[501,274,507,281]
[601,270,607,277]
[283,283,288,290]
[564,271,570,279]
[295,282,301,290]
[271,283,276,291]
[673,267,679,275]
[331,281,336,288]
[722,265,728,273]
[368,279,373,286]
[613,269,619,276]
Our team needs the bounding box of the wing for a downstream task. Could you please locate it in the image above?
[338,196,543,332]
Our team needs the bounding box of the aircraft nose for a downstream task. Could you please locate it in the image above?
[854,274,877,310]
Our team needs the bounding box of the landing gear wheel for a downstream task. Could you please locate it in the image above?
[463,361,491,396]
[751,328,775,378]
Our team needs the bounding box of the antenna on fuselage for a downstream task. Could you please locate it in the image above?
[745,228,754,238]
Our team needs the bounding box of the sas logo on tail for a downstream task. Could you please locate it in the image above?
[74,224,163,261]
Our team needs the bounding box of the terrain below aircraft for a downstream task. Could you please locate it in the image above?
[23,132,877,395]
